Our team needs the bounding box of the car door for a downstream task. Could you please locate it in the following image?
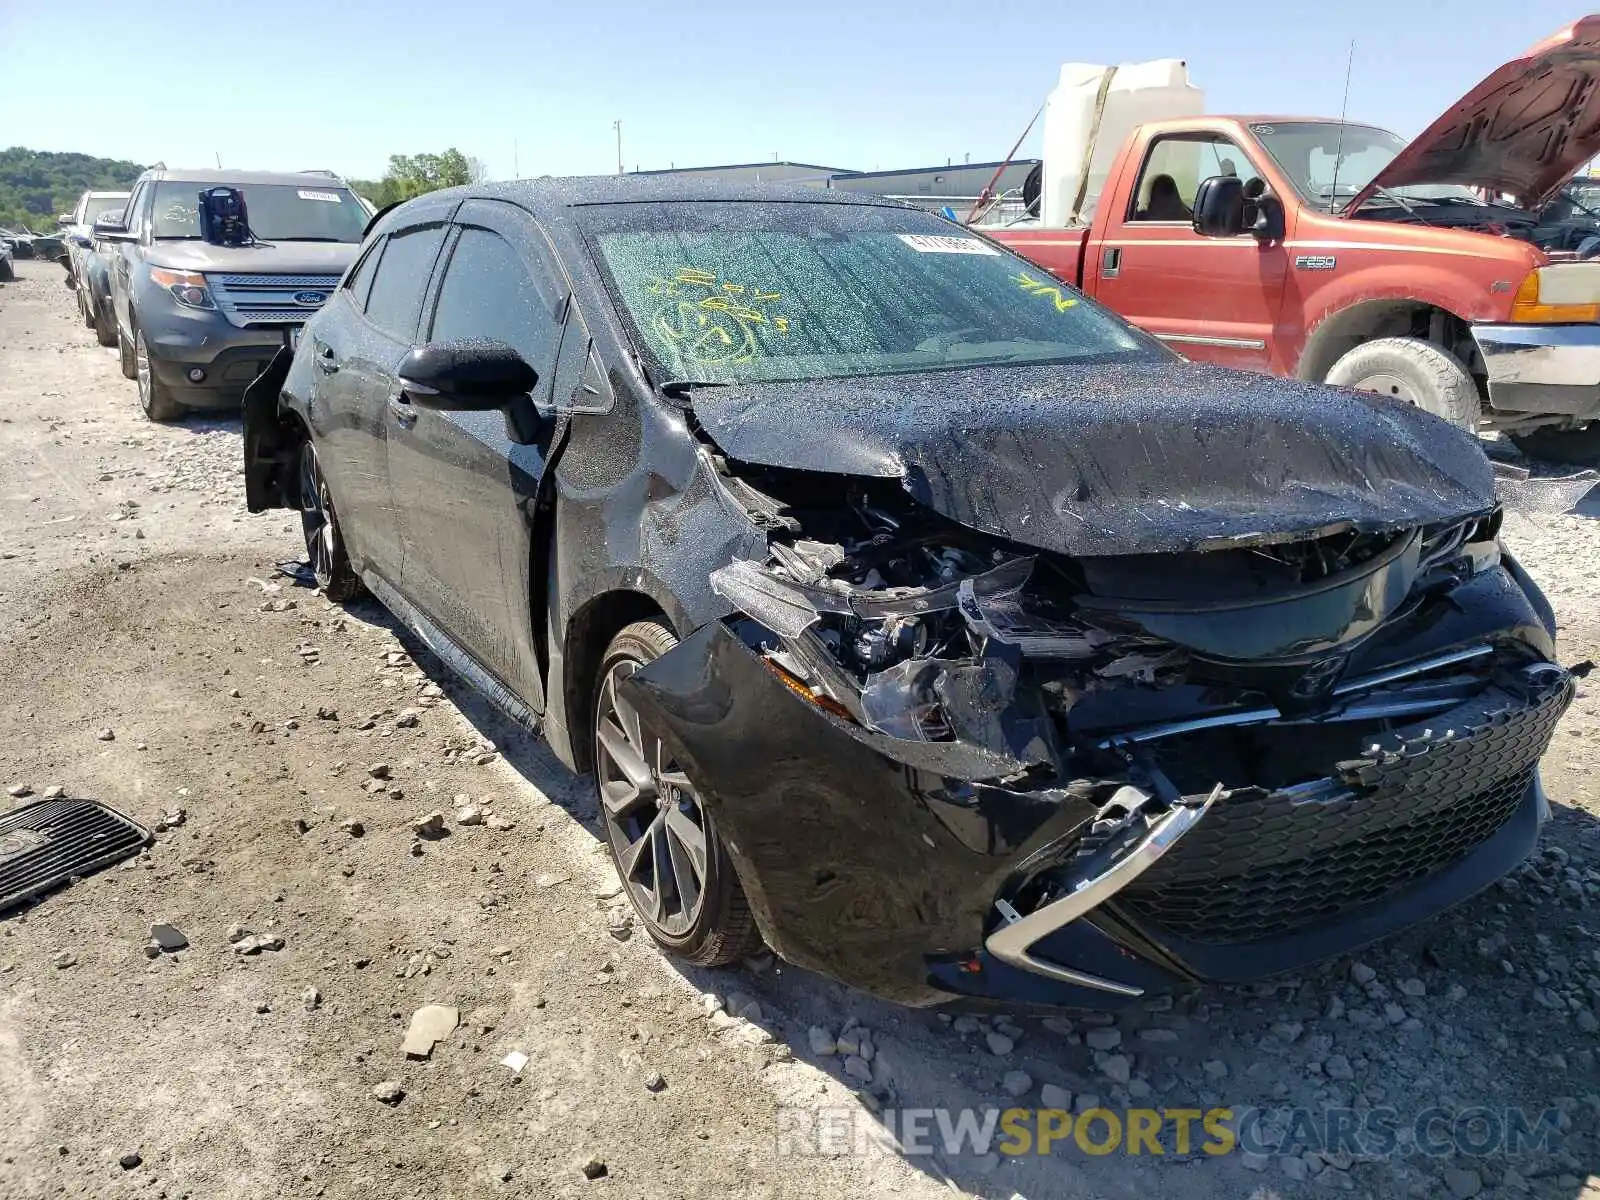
[385,200,570,710]
[312,219,450,586]
[1088,132,1288,372]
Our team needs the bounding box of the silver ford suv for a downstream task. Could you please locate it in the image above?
[100,168,371,421]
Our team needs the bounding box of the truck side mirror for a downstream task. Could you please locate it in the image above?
[1192,175,1246,237]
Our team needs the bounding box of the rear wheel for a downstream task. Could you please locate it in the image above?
[0,258,14,283]
[594,619,762,967]
[298,441,363,601]
[1324,337,1481,431]
[1510,423,1600,465]
[134,328,181,422]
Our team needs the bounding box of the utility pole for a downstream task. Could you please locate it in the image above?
[513,139,519,178]
[214,152,222,168]
[613,120,623,175]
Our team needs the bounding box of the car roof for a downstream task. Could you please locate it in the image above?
[472,175,913,211]
[138,168,353,188]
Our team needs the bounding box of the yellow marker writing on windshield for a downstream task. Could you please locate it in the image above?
[1014,271,1078,313]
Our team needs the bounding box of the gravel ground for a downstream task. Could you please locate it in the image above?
[1,260,1598,1200]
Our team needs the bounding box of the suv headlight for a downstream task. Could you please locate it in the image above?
[149,267,216,310]
[1511,263,1600,323]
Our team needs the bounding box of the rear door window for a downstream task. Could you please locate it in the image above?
[343,238,384,312]
[362,224,447,342]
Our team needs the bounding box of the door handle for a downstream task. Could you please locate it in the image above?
[316,344,339,375]
[1101,247,1122,278]
[387,390,417,428]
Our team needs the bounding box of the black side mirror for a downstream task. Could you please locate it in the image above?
[397,338,548,443]
[1192,175,1246,237]
[398,338,538,409]
[1249,193,1287,242]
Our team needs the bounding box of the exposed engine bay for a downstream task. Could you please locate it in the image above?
[707,459,1509,787]
[1351,195,1600,258]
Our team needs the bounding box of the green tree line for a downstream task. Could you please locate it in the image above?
[348,149,485,209]
[0,147,143,231]
[0,145,484,232]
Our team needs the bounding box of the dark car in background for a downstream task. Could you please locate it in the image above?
[243,179,1570,1009]
[98,168,369,421]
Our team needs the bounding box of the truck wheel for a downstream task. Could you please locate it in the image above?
[1324,337,1481,431]
[0,258,13,283]
[593,619,763,968]
[79,287,95,329]
[1509,423,1600,465]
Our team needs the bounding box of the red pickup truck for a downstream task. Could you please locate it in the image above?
[988,17,1600,463]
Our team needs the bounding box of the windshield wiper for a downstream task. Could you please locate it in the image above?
[280,236,355,243]
[660,379,731,399]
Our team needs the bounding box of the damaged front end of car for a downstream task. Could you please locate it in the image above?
[619,384,1572,1009]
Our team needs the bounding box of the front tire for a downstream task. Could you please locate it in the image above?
[134,328,181,422]
[117,325,137,379]
[298,441,363,601]
[93,298,117,347]
[594,619,762,968]
[1510,423,1600,465]
[1324,337,1481,431]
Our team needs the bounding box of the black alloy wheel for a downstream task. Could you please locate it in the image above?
[594,620,761,966]
[298,441,362,601]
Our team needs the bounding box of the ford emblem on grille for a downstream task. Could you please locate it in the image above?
[292,291,328,307]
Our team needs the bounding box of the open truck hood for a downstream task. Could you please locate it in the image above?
[690,360,1494,557]
[1350,15,1600,212]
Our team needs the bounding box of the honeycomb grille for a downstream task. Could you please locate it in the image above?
[1119,767,1532,943]
[1118,668,1570,945]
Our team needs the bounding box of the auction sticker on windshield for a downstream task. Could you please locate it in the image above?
[298,190,341,202]
[896,234,999,255]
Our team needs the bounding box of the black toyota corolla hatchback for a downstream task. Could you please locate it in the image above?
[243,177,1571,1009]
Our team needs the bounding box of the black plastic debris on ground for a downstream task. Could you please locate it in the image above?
[0,799,150,913]
[273,559,318,588]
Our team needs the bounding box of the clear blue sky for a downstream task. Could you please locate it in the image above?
[0,1,1589,180]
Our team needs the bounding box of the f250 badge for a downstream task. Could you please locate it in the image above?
[1294,255,1337,271]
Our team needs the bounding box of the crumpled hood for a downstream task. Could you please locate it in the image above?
[1350,15,1600,212]
[145,240,359,276]
[690,360,1495,557]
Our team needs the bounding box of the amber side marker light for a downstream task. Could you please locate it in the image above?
[762,659,856,721]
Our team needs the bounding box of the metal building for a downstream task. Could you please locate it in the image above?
[825,160,1041,214]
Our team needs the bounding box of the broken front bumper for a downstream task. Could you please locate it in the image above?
[623,619,1571,1010]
